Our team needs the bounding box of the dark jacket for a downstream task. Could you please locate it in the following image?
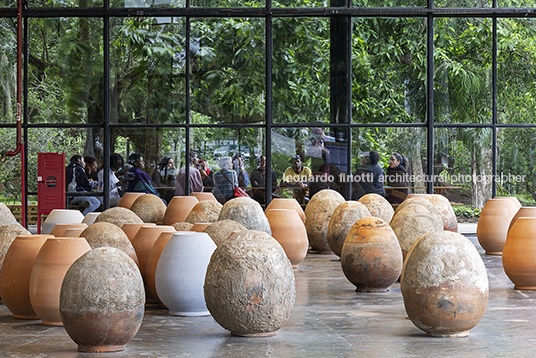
[355,163,386,197]
[66,161,93,192]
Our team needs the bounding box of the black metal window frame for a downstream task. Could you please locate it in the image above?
[2,0,536,221]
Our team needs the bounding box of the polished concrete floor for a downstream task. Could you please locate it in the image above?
[1,223,535,357]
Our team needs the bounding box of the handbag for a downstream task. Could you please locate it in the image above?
[221,171,249,198]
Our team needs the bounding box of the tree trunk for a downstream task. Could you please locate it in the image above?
[471,145,492,209]
[409,128,425,194]
[0,51,16,119]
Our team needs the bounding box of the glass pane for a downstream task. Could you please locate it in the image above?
[352,18,426,124]
[434,18,492,124]
[498,18,536,124]
[352,0,426,6]
[190,18,265,125]
[191,127,264,204]
[28,0,103,8]
[116,0,184,8]
[273,0,327,6]
[434,0,491,6]
[110,17,186,125]
[352,127,427,202]
[498,0,534,6]
[0,0,15,6]
[0,19,16,124]
[28,18,103,124]
[191,0,263,6]
[273,17,329,124]
[0,128,21,202]
[433,127,492,208]
[271,126,348,202]
[497,128,536,205]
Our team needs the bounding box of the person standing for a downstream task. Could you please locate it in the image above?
[97,153,125,207]
[385,152,409,204]
[213,156,238,204]
[175,153,204,196]
[354,151,386,198]
[250,155,276,204]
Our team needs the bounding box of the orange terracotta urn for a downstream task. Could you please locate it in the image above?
[190,192,217,202]
[61,227,85,237]
[477,198,519,255]
[145,231,176,303]
[341,217,402,292]
[265,198,306,223]
[49,223,88,237]
[29,237,92,326]
[265,209,308,268]
[508,207,536,233]
[0,234,52,319]
[503,217,536,290]
[117,192,145,209]
[121,223,157,243]
[163,196,199,225]
[495,196,522,209]
[131,225,176,278]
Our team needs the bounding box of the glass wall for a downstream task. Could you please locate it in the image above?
[1,1,536,215]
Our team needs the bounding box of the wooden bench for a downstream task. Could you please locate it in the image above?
[6,204,43,225]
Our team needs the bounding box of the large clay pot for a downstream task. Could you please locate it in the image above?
[163,196,199,225]
[341,217,402,292]
[121,223,157,243]
[0,202,18,226]
[358,193,394,223]
[145,231,176,303]
[218,197,271,235]
[390,201,443,260]
[421,194,458,232]
[265,198,306,223]
[172,222,194,231]
[190,222,211,232]
[117,192,144,209]
[185,200,222,224]
[495,196,522,209]
[265,209,308,268]
[0,235,52,319]
[204,231,295,337]
[477,198,519,255]
[190,192,217,202]
[62,228,85,237]
[503,218,536,289]
[81,212,100,225]
[49,223,88,237]
[130,194,167,224]
[156,232,217,316]
[41,209,84,235]
[131,225,176,277]
[60,247,145,353]
[94,207,143,227]
[0,224,31,271]
[29,237,92,326]
[203,220,248,246]
[304,189,346,254]
[326,201,371,257]
[80,222,139,265]
[508,207,536,233]
[401,231,488,337]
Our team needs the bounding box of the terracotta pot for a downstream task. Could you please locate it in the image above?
[41,209,84,235]
[508,207,536,233]
[401,231,488,337]
[204,231,295,336]
[61,228,85,237]
[29,237,92,326]
[495,196,522,209]
[131,225,176,278]
[145,231,176,304]
[477,198,519,255]
[117,192,145,209]
[81,212,100,225]
[265,198,306,223]
[190,192,217,201]
[0,235,52,319]
[503,218,536,290]
[60,247,145,353]
[190,222,211,232]
[121,223,157,243]
[163,196,199,225]
[357,193,394,224]
[326,201,371,257]
[49,223,88,237]
[265,209,308,268]
[219,197,272,235]
[156,232,216,316]
[341,217,402,292]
